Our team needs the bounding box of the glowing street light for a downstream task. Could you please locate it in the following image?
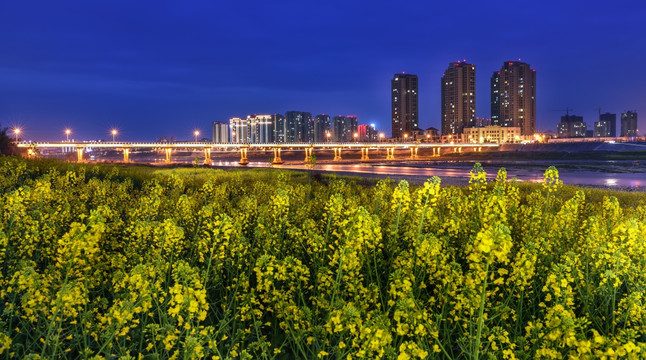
[353,132,359,142]
[13,128,21,141]
[379,132,385,142]
[326,131,331,142]
[65,129,71,141]
[111,129,118,142]
[403,133,409,141]
[194,130,200,142]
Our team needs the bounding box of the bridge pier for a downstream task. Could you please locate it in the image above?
[76,147,84,163]
[360,147,369,161]
[386,147,395,160]
[123,148,130,163]
[410,146,418,159]
[304,147,313,162]
[164,148,172,163]
[432,147,441,157]
[333,147,342,161]
[204,148,212,165]
[272,148,283,164]
[239,147,249,165]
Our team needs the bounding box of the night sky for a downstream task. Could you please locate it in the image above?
[1,0,645,141]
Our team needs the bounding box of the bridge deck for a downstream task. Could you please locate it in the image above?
[17,142,499,149]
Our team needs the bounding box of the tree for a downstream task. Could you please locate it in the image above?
[0,125,18,156]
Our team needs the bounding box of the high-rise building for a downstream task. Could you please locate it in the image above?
[229,117,247,143]
[229,115,273,143]
[212,121,229,143]
[272,114,285,143]
[285,111,312,142]
[302,113,314,142]
[441,62,476,136]
[391,73,418,139]
[357,124,378,142]
[247,115,273,143]
[332,115,358,142]
[557,114,586,138]
[594,112,616,137]
[314,114,331,142]
[347,115,358,141]
[491,71,504,125]
[621,111,638,137]
[491,61,536,135]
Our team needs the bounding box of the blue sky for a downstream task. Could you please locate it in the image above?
[1,0,644,140]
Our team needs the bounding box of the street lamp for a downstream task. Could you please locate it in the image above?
[65,129,71,142]
[326,131,331,143]
[379,133,385,142]
[13,128,21,141]
[353,132,358,142]
[194,130,200,142]
[403,133,408,141]
[111,129,118,142]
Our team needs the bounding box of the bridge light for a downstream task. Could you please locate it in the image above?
[194,130,200,142]
[111,129,118,142]
[13,128,21,141]
[65,129,71,141]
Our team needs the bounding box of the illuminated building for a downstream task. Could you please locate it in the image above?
[357,124,378,142]
[212,121,229,143]
[272,114,286,143]
[229,115,273,143]
[491,61,536,135]
[621,111,638,136]
[557,114,586,138]
[391,73,418,139]
[441,62,476,136]
[248,115,273,143]
[229,117,247,143]
[461,125,521,143]
[332,115,358,142]
[285,111,312,142]
[314,114,331,142]
[594,113,616,137]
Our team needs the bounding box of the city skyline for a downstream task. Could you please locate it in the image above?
[1,1,645,141]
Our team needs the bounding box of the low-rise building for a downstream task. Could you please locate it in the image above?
[461,125,522,143]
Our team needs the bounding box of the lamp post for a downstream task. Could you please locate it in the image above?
[13,128,20,142]
[326,131,331,143]
[353,132,358,142]
[65,129,71,142]
[403,133,408,142]
[194,130,200,142]
[379,133,385,142]
[111,129,117,142]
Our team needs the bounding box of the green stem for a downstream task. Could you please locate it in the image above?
[474,260,490,360]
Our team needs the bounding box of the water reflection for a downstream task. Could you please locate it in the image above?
[273,163,645,187]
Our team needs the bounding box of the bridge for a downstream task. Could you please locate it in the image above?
[16,141,500,165]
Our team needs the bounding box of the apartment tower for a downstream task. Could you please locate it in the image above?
[391,73,418,139]
[491,61,536,135]
[441,62,476,136]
